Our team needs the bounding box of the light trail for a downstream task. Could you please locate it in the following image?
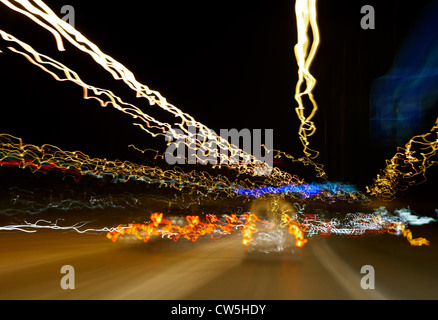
[1,207,430,247]
[281,212,308,247]
[394,207,437,226]
[0,130,366,202]
[0,0,276,177]
[233,182,367,202]
[367,118,438,200]
[0,133,311,201]
[293,0,325,177]
[105,207,432,248]
[0,186,143,216]
[0,0,333,182]
[0,23,316,189]
[2,0,433,204]
[389,221,430,246]
[0,197,128,216]
[0,0,332,206]
[0,219,120,234]
[298,206,431,246]
[0,130,368,202]
[105,212,277,247]
[0,0,433,251]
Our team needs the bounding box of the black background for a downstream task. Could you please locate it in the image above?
[0,0,437,193]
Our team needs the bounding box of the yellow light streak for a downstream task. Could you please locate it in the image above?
[293,0,322,166]
[0,0,331,180]
[367,118,438,200]
[0,0,372,205]
[0,132,306,201]
[0,0,335,192]
[0,0,431,249]
[0,0,275,176]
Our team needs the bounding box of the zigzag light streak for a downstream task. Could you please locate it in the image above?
[0,1,432,249]
[0,219,121,234]
[295,206,431,246]
[293,0,324,177]
[0,133,367,202]
[367,118,438,200]
[0,133,265,200]
[2,207,429,247]
[0,0,274,176]
[0,26,303,183]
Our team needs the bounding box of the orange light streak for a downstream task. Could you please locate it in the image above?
[106,212,281,247]
[388,222,430,246]
[281,213,308,247]
[240,213,275,246]
[0,133,307,201]
[0,0,432,250]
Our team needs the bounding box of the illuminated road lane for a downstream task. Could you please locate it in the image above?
[1,226,438,299]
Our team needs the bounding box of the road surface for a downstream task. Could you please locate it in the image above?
[1,223,438,300]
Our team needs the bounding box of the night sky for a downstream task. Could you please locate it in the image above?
[0,0,437,192]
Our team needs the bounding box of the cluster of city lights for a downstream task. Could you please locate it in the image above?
[0,0,435,251]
